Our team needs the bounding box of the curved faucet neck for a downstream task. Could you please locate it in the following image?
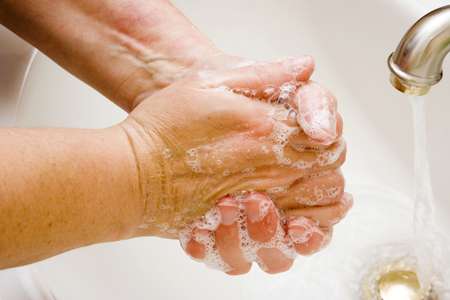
[388,5,450,95]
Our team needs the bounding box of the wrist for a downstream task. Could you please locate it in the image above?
[117,119,168,238]
[96,126,144,240]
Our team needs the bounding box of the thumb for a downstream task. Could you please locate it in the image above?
[295,81,340,145]
[202,55,314,91]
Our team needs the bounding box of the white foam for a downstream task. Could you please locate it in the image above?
[258,200,271,220]
[184,147,206,173]
[313,186,324,201]
[272,144,291,165]
[215,85,233,93]
[262,79,341,169]
[196,206,222,232]
[287,217,317,244]
[179,194,308,273]
[242,167,256,173]
[326,186,342,199]
[316,139,346,166]
[290,159,314,170]
[267,117,302,165]
[156,223,169,232]
[295,195,314,205]
[266,186,288,194]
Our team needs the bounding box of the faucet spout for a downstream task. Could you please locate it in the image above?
[388,5,450,95]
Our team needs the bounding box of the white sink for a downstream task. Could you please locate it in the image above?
[1,0,449,299]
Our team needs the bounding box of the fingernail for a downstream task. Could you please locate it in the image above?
[306,110,337,145]
[246,201,262,222]
[288,218,314,243]
[288,227,313,244]
[344,192,354,209]
[245,193,270,222]
[282,55,311,76]
[218,201,238,226]
[244,193,271,222]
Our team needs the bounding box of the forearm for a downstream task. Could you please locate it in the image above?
[0,0,220,111]
[0,126,142,269]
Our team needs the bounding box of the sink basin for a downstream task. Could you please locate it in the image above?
[0,0,449,299]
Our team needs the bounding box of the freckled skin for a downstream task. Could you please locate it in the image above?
[0,0,352,274]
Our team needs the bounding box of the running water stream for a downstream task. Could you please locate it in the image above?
[409,95,437,295]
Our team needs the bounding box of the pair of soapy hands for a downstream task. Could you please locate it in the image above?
[123,53,352,275]
[0,0,350,273]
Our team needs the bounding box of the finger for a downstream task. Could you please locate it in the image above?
[244,192,278,243]
[287,217,333,256]
[336,113,343,140]
[280,138,346,174]
[249,81,342,149]
[289,113,343,149]
[202,55,315,90]
[283,192,353,228]
[256,248,294,274]
[192,140,346,201]
[184,227,209,261]
[243,192,294,274]
[290,81,339,146]
[215,197,252,275]
[177,137,346,182]
[271,170,345,208]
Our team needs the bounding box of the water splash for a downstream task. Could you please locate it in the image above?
[409,95,437,294]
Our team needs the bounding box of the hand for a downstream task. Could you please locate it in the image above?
[121,55,347,239]
[181,191,353,275]
[0,0,351,270]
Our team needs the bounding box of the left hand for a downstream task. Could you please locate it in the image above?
[181,191,353,275]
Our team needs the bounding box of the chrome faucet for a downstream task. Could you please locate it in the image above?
[388,5,450,95]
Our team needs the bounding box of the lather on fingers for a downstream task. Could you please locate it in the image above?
[181,191,350,275]
[294,81,340,146]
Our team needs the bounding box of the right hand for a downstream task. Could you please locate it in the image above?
[181,191,353,275]
[120,54,348,242]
